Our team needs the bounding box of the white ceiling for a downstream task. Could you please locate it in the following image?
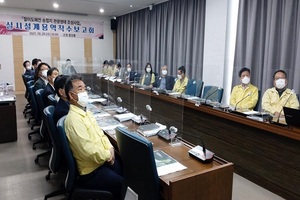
[0,0,168,17]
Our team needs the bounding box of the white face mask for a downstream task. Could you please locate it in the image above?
[241,76,250,84]
[52,78,56,83]
[26,66,32,70]
[127,67,132,72]
[77,91,89,107]
[177,74,182,80]
[42,70,48,78]
[275,79,286,89]
[162,70,167,76]
[146,68,151,73]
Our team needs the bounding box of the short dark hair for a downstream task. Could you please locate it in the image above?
[178,66,186,74]
[109,60,115,65]
[47,67,59,76]
[32,58,39,66]
[65,75,82,101]
[23,60,30,68]
[273,70,287,79]
[238,67,250,77]
[66,59,71,62]
[117,62,121,68]
[54,75,69,97]
[34,62,51,82]
[103,60,108,65]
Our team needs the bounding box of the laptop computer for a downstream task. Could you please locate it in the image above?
[283,107,300,128]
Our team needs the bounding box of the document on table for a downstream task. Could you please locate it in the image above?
[96,117,125,131]
[154,150,187,176]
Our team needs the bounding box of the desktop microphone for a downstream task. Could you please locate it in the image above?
[182,131,214,163]
[116,97,128,113]
[276,89,295,123]
[145,105,178,141]
[204,87,221,104]
[234,92,252,111]
[103,93,110,105]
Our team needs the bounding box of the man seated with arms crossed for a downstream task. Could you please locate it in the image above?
[172,66,188,94]
[262,70,299,118]
[153,65,175,90]
[230,67,258,110]
[64,75,123,200]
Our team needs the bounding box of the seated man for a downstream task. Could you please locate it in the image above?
[34,62,51,91]
[124,63,140,83]
[23,60,35,79]
[172,66,188,94]
[44,67,59,106]
[62,59,77,75]
[53,75,70,124]
[262,69,299,117]
[64,75,123,200]
[230,67,258,110]
[153,65,175,90]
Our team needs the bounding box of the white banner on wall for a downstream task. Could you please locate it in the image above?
[0,14,104,39]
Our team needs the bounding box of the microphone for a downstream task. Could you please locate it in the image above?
[181,131,214,163]
[234,92,252,111]
[115,97,128,113]
[204,87,221,104]
[102,93,111,105]
[146,105,178,141]
[276,89,295,123]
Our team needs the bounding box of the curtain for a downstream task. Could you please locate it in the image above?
[233,0,300,95]
[116,0,206,79]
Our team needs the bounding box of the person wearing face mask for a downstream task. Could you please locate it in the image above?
[34,62,51,91]
[262,70,299,118]
[23,60,35,79]
[53,75,70,124]
[153,65,175,90]
[44,67,59,106]
[140,63,156,87]
[64,75,123,200]
[172,66,188,94]
[230,67,258,110]
[125,63,139,83]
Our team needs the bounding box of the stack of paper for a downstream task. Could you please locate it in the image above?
[96,117,125,131]
[114,112,136,122]
[137,123,166,137]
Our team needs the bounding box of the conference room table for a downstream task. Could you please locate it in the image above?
[0,92,17,143]
[94,76,300,200]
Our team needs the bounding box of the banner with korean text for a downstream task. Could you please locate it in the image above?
[0,14,104,39]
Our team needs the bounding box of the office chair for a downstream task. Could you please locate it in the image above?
[185,79,204,97]
[202,85,224,103]
[253,90,261,111]
[22,74,32,117]
[48,94,57,107]
[43,106,66,199]
[56,117,113,200]
[27,84,41,139]
[116,126,160,200]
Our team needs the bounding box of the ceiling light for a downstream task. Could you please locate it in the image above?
[0,0,5,3]
[99,8,104,13]
[130,5,133,8]
[53,3,59,8]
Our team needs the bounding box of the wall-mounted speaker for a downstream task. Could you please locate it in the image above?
[111,19,117,30]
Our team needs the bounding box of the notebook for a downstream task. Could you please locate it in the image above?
[283,107,300,128]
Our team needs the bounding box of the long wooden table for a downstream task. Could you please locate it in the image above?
[97,77,300,200]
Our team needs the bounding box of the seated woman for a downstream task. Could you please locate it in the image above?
[140,63,156,87]
[230,67,258,111]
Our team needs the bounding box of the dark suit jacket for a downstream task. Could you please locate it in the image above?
[125,71,141,82]
[34,78,47,91]
[44,83,56,106]
[153,76,175,90]
[53,99,70,124]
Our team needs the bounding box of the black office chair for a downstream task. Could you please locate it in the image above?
[202,85,224,103]
[57,117,113,200]
[27,84,41,139]
[116,126,160,200]
[253,90,261,111]
[43,106,66,199]
[48,94,57,107]
[22,74,32,117]
[185,79,204,97]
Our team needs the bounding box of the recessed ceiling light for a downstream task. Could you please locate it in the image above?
[53,2,59,8]
[130,5,133,8]
[99,8,104,13]
[0,0,5,3]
